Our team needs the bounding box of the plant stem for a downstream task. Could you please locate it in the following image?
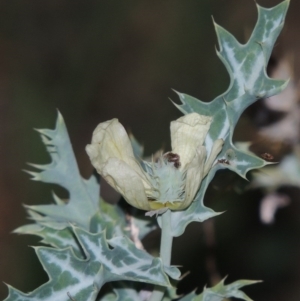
[149,209,173,301]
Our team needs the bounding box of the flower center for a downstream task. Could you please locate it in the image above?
[164,152,181,168]
[145,153,186,204]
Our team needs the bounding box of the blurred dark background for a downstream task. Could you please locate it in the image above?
[1,0,300,300]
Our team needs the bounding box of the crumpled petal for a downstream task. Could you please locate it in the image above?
[101,158,151,210]
[86,119,150,188]
[170,113,212,170]
[178,146,206,210]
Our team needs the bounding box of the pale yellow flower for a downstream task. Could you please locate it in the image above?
[86,113,223,215]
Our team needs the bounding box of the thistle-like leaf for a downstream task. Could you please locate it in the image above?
[5,226,180,301]
[175,0,289,175]
[15,198,131,258]
[14,223,84,258]
[168,0,289,236]
[24,111,100,229]
[179,278,260,301]
[89,198,129,238]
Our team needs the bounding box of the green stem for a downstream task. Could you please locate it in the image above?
[149,209,173,301]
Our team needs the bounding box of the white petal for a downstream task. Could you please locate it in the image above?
[86,119,150,188]
[101,158,151,210]
[170,113,212,170]
[177,146,206,210]
[90,119,134,161]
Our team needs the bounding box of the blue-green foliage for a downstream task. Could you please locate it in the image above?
[7,113,180,301]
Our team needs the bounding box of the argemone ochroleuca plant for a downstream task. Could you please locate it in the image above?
[2,1,290,301]
[86,113,223,216]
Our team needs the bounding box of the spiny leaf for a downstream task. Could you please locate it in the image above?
[15,198,131,258]
[168,0,289,236]
[89,198,129,238]
[14,223,84,258]
[24,111,100,229]
[5,226,180,301]
[179,278,260,301]
[174,0,289,172]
